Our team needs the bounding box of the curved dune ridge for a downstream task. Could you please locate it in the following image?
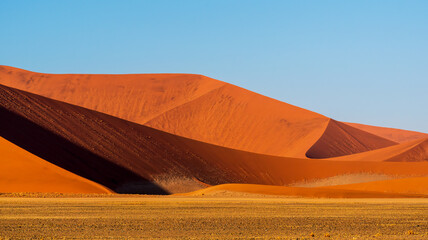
[0,66,427,195]
[306,119,396,158]
[0,137,111,193]
[0,65,399,158]
[346,122,428,143]
[323,138,428,162]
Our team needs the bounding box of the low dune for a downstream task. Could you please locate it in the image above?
[182,183,426,198]
[323,176,428,195]
[0,137,111,193]
[289,173,396,187]
[346,122,428,143]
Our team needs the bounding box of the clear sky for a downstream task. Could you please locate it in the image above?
[1,0,427,133]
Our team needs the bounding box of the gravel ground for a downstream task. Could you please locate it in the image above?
[0,197,427,239]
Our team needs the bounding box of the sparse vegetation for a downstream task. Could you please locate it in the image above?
[0,197,427,239]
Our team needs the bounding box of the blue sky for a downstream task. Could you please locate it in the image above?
[1,0,427,133]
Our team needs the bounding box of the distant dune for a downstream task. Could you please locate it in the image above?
[0,66,427,195]
[346,122,428,143]
[322,138,428,162]
[306,119,396,158]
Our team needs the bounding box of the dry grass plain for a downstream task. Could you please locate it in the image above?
[0,195,427,239]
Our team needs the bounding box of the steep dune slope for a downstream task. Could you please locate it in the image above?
[0,137,111,193]
[1,84,427,194]
[346,122,428,143]
[0,65,395,158]
[306,119,396,158]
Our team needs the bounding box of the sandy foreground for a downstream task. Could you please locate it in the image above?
[0,195,427,239]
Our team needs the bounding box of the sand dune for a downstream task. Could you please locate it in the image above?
[346,122,428,143]
[182,183,426,198]
[1,84,428,194]
[1,66,427,195]
[0,137,111,193]
[0,66,397,158]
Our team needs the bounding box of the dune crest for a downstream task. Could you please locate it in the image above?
[306,119,397,158]
[346,122,428,143]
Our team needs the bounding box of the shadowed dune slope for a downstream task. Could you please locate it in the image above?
[306,119,396,158]
[346,122,428,143]
[1,84,428,194]
[182,183,426,198]
[323,176,428,195]
[0,65,395,158]
[0,137,111,193]
[324,138,428,162]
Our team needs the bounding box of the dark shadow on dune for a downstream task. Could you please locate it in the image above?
[0,106,169,195]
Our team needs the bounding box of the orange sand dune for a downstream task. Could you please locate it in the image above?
[323,176,428,195]
[182,183,426,198]
[306,119,396,158]
[346,122,428,143]
[0,66,395,158]
[323,138,428,162]
[0,137,111,193]
[0,86,428,193]
[0,84,427,194]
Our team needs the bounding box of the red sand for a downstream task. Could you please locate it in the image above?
[0,137,111,193]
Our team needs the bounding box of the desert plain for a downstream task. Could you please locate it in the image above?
[1,195,427,239]
[0,66,427,239]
